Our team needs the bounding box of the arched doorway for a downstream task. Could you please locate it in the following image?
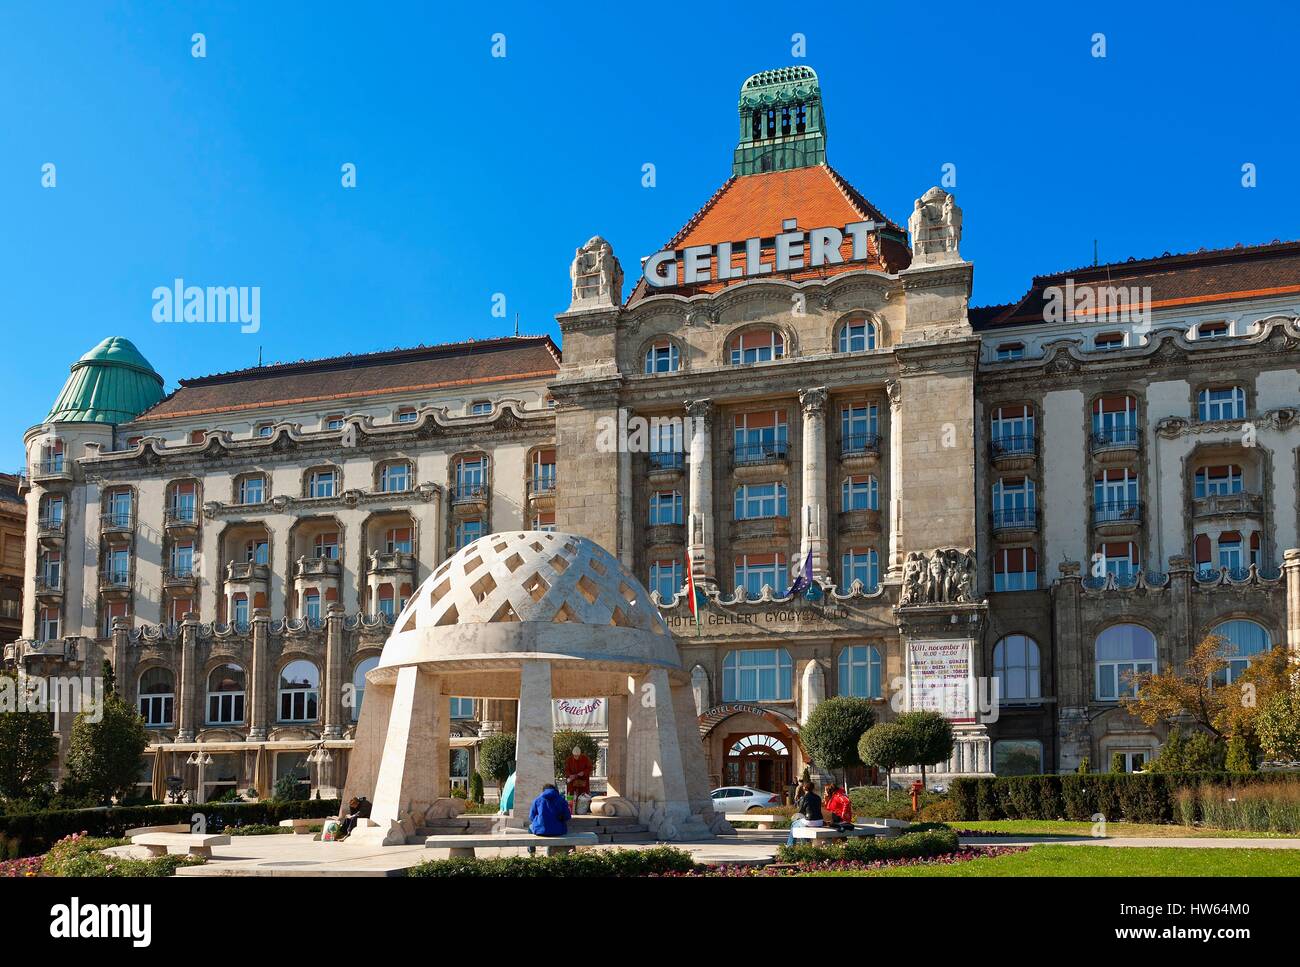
[724,733,790,794]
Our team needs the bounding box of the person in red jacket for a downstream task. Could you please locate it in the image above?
[824,784,854,829]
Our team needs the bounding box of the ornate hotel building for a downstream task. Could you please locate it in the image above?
[10,65,1300,800]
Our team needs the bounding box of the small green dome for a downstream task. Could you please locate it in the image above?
[46,336,165,424]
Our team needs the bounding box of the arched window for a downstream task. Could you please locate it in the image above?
[278,660,320,722]
[837,316,877,353]
[1212,620,1272,685]
[994,739,1043,776]
[841,548,879,591]
[644,341,680,373]
[1095,624,1157,700]
[841,475,878,511]
[722,648,793,701]
[352,656,378,721]
[728,328,784,366]
[207,663,246,725]
[137,668,174,728]
[993,635,1041,701]
[838,645,882,699]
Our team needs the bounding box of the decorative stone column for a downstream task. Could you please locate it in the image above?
[604,691,628,799]
[176,615,199,742]
[247,608,271,741]
[1052,560,1088,772]
[369,665,442,843]
[886,380,904,578]
[323,603,346,738]
[512,659,554,823]
[798,386,829,580]
[625,669,691,831]
[1285,549,1300,657]
[685,398,715,585]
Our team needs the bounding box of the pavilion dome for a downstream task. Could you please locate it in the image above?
[46,336,165,424]
[378,531,678,671]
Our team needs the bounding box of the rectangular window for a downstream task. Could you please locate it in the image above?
[470,401,492,416]
[1198,386,1246,422]
[380,462,411,493]
[309,470,337,498]
[993,547,1038,592]
[734,483,787,520]
[1197,320,1229,339]
[170,541,194,576]
[995,343,1025,361]
[532,511,556,531]
[1194,465,1242,498]
[256,423,274,438]
[313,532,339,560]
[245,539,269,564]
[325,415,345,431]
[39,607,59,642]
[990,404,1035,455]
[841,475,878,511]
[734,553,787,596]
[841,549,879,591]
[450,697,475,719]
[648,490,683,525]
[384,527,413,554]
[649,560,683,600]
[1099,542,1140,579]
[531,449,557,493]
[1094,332,1125,350]
[395,408,418,424]
[455,519,483,550]
[840,403,880,453]
[733,410,788,463]
[239,476,265,504]
[232,596,250,630]
[102,601,128,638]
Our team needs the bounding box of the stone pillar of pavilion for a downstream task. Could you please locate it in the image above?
[604,691,628,799]
[1285,549,1300,656]
[799,386,829,580]
[511,659,555,825]
[368,665,443,843]
[685,398,715,585]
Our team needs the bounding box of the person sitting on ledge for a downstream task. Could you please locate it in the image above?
[824,783,854,830]
[786,780,824,845]
[338,795,372,840]
[529,782,572,837]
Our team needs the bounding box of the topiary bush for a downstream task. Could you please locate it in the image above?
[478,732,516,787]
[468,771,484,804]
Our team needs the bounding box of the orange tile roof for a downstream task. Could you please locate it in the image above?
[627,164,909,304]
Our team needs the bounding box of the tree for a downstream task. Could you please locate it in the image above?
[0,673,60,801]
[1225,732,1255,773]
[1110,751,1125,773]
[1124,636,1291,746]
[468,770,484,804]
[799,697,876,786]
[63,690,147,804]
[1146,726,1225,773]
[894,710,954,784]
[552,729,599,778]
[857,722,915,801]
[1257,683,1300,761]
[478,732,516,787]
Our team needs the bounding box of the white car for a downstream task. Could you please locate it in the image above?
[711,785,781,813]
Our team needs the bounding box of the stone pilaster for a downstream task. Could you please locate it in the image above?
[886,380,904,578]
[323,603,345,738]
[176,615,198,741]
[1285,549,1300,656]
[685,398,715,585]
[798,386,829,580]
[247,608,270,740]
[604,691,628,799]
[1052,560,1088,771]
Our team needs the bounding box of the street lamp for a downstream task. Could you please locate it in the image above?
[187,750,213,804]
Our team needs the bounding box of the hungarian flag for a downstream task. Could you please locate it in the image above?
[685,553,706,636]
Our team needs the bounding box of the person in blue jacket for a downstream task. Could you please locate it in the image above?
[528,783,572,836]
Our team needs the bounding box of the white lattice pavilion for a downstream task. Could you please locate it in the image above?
[342,531,725,843]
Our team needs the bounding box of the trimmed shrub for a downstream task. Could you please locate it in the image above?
[0,798,340,858]
[478,732,516,787]
[468,771,484,804]
[776,826,959,864]
[42,833,204,877]
[848,785,946,821]
[407,845,696,878]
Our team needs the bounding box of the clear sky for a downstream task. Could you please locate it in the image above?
[3,1,1297,466]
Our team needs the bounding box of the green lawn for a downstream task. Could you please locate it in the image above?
[950,820,1300,839]
[808,845,1300,877]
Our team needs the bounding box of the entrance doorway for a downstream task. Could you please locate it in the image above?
[723,733,790,795]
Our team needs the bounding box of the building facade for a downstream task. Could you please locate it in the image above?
[0,473,24,649]
[9,65,1300,800]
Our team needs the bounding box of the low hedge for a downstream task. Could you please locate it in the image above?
[42,834,204,878]
[948,772,1294,823]
[407,846,697,878]
[775,825,959,864]
[0,799,340,858]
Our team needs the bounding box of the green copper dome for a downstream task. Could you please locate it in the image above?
[45,336,165,424]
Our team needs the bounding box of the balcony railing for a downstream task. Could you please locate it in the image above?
[527,475,557,497]
[166,565,197,580]
[648,451,686,472]
[840,433,881,458]
[1090,426,1140,453]
[451,483,490,504]
[992,506,1038,531]
[989,434,1036,459]
[164,505,199,526]
[31,458,69,480]
[35,574,63,593]
[100,511,135,532]
[733,441,789,466]
[99,568,132,589]
[1092,499,1142,525]
[1191,491,1264,519]
[37,516,65,537]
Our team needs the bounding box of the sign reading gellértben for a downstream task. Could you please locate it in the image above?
[643,219,879,288]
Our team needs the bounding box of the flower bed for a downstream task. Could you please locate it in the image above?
[655,845,1029,876]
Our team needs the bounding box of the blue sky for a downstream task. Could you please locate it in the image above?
[3,1,1297,465]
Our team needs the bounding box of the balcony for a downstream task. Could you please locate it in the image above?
[30,458,72,486]
[1192,491,1265,521]
[163,564,199,590]
[527,474,557,509]
[450,483,490,513]
[34,574,63,600]
[839,433,882,470]
[226,561,271,583]
[164,505,200,535]
[838,508,882,538]
[729,515,791,545]
[646,451,686,480]
[644,523,686,549]
[368,550,416,577]
[100,510,135,538]
[98,566,133,597]
[1090,426,1141,463]
[732,441,789,481]
[992,506,1039,538]
[295,556,342,580]
[1092,499,1142,536]
[36,515,65,543]
[989,434,1036,472]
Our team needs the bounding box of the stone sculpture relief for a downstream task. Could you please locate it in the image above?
[568,235,623,309]
[900,548,976,605]
[907,187,962,265]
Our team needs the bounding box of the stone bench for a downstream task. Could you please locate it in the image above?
[123,823,190,838]
[856,818,910,839]
[279,818,324,835]
[424,831,599,858]
[724,813,779,829]
[131,832,231,859]
[790,825,877,841]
